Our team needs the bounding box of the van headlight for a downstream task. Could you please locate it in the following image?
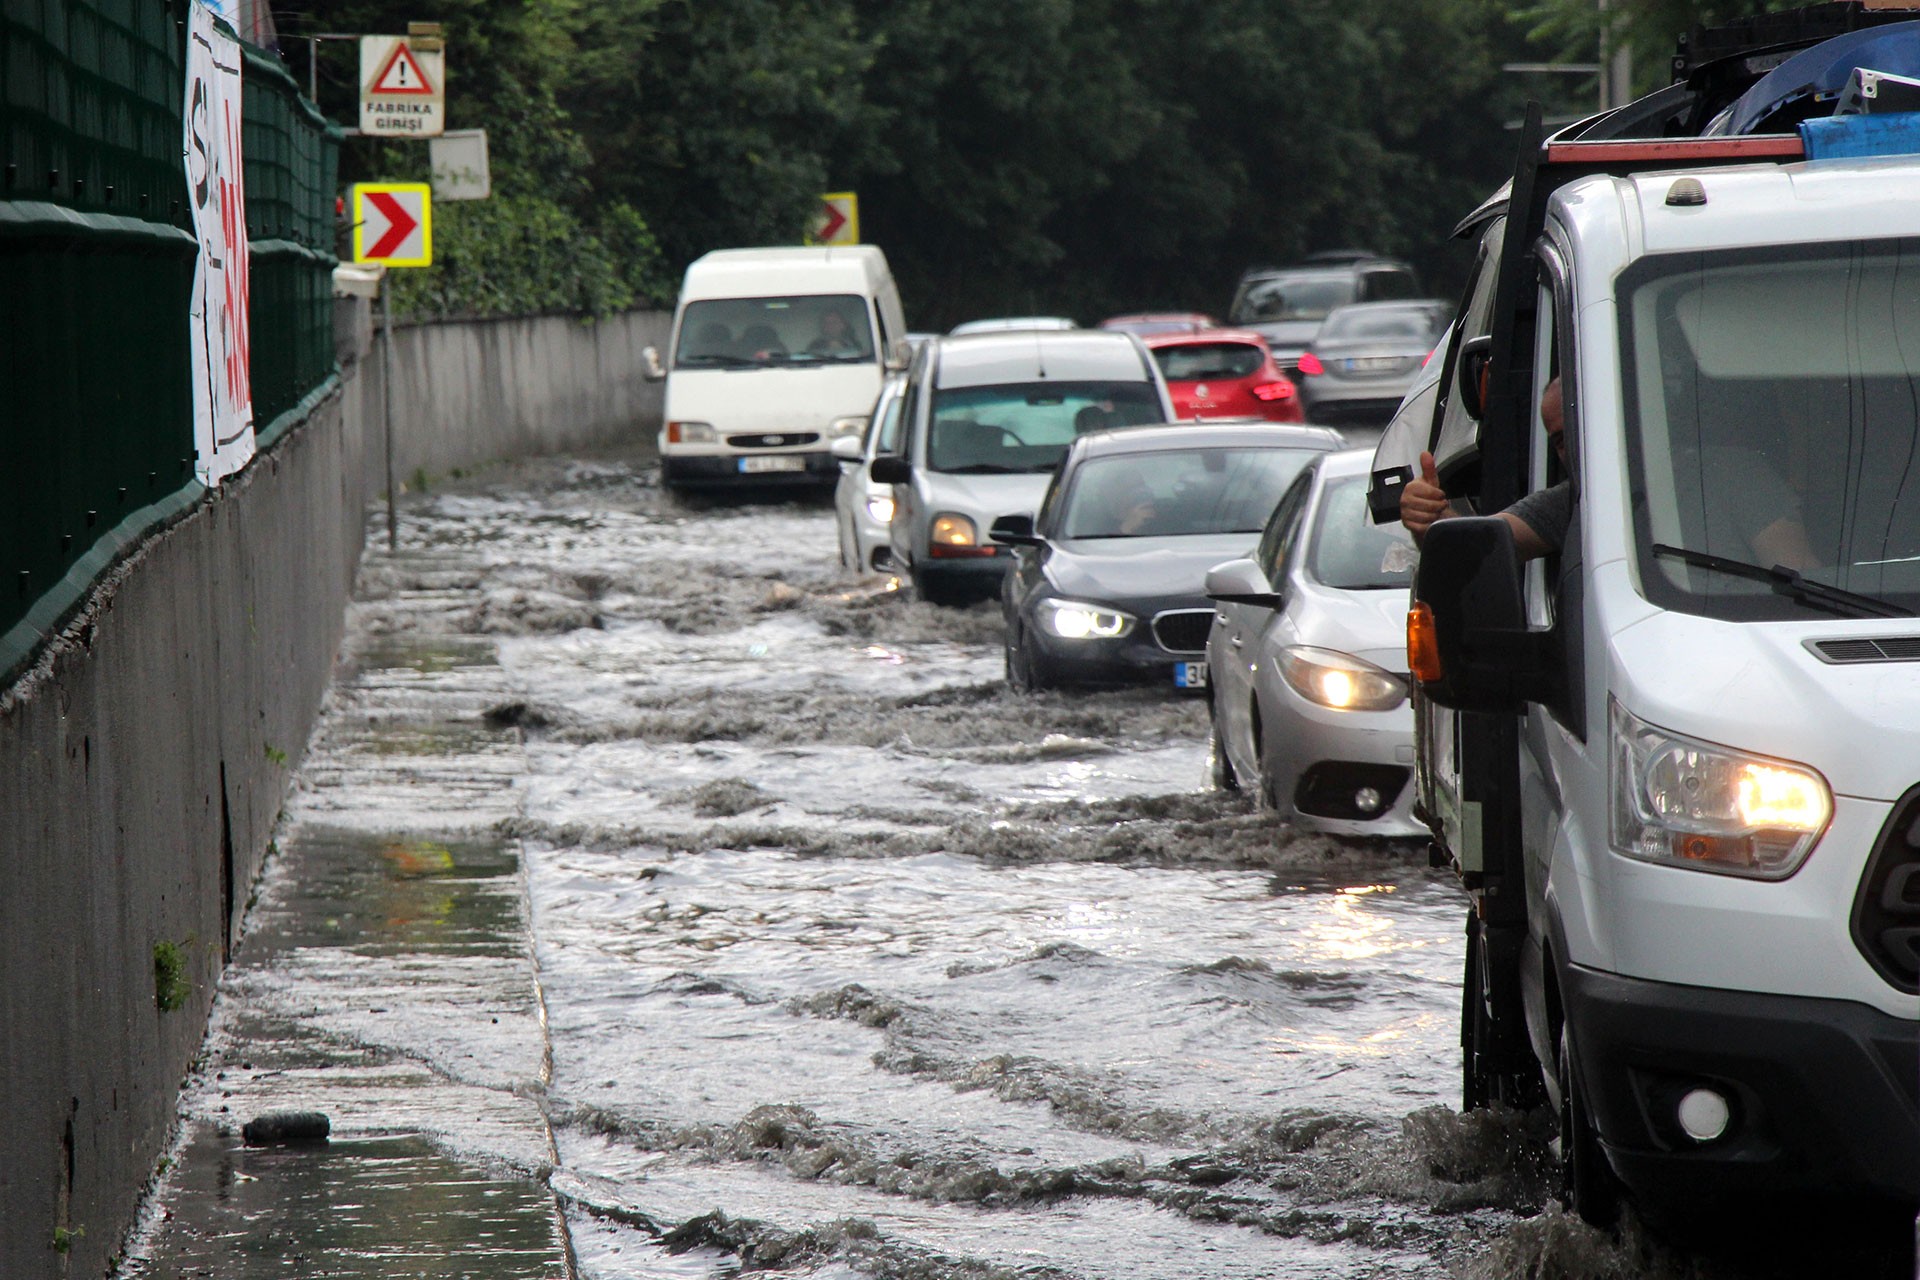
[1279,646,1406,711]
[830,415,868,439]
[865,495,895,524]
[1037,598,1134,639]
[1610,699,1831,879]
[666,421,716,444]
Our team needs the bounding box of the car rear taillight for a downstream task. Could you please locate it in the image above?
[1250,380,1296,401]
[1295,352,1325,377]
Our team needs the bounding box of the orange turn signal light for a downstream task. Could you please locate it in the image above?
[1407,603,1442,683]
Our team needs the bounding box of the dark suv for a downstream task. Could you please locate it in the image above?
[1225,251,1422,373]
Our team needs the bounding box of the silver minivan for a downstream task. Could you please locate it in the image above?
[871,330,1175,605]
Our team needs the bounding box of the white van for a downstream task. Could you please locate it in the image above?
[1373,19,1920,1241]
[647,246,909,489]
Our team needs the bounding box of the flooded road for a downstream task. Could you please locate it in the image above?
[125,445,1900,1279]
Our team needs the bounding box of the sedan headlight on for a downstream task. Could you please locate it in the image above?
[1610,698,1830,880]
[865,495,896,524]
[830,415,869,439]
[1279,646,1407,711]
[1037,598,1134,640]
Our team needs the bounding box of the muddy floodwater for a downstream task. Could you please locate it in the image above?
[125,446,1900,1280]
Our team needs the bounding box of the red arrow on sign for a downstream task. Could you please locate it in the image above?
[816,201,847,243]
[365,191,419,258]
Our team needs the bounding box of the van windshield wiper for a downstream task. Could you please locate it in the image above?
[1651,544,1914,619]
[936,463,1025,474]
[676,354,756,368]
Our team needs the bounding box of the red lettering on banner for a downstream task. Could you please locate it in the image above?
[220,100,251,410]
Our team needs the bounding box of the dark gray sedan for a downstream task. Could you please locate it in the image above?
[991,422,1343,691]
[1295,300,1450,428]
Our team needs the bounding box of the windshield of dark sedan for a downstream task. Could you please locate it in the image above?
[927,381,1162,473]
[1151,342,1265,381]
[675,295,875,368]
[1308,476,1417,588]
[1061,447,1323,539]
[1620,241,1920,620]
[1229,271,1355,325]
[1317,305,1445,344]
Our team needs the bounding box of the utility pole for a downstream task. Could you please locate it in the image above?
[1597,0,1633,110]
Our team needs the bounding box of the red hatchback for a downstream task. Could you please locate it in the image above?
[1142,330,1304,423]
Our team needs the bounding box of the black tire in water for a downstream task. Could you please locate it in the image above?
[1005,623,1052,693]
[1208,703,1239,791]
[1558,1021,1623,1229]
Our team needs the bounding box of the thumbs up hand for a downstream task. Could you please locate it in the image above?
[1400,451,1450,544]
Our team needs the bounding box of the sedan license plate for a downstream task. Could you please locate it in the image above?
[738,455,806,474]
[1174,661,1209,689]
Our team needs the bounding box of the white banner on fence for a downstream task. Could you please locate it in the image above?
[184,0,254,485]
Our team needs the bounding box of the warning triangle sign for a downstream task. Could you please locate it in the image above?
[369,42,435,95]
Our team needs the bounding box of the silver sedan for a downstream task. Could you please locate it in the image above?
[831,374,907,575]
[1203,447,1422,837]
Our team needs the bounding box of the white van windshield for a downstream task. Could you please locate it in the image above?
[676,294,875,369]
[1620,241,1920,620]
[928,382,1162,474]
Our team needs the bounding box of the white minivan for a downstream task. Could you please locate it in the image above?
[648,246,909,489]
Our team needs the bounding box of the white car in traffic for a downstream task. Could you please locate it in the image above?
[831,374,906,575]
[1204,447,1422,836]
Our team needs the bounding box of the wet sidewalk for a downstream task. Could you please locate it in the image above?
[117,540,574,1279]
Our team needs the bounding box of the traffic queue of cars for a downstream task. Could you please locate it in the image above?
[844,321,1422,837]
[649,246,1437,839]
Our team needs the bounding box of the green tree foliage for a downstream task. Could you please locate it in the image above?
[276,0,1550,323]
[1517,0,1807,98]
[281,0,674,318]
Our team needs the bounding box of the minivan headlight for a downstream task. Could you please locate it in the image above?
[830,415,869,439]
[1279,646,1406,711]
[1610,699,1830,880]
[930,513,979,548]
[1037,598,1134,639]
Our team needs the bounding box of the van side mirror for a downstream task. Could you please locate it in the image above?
[869,455,911,485]
[1457,333,1492,421]
[989,513,1041,546]
[1411,517,1553,712]
[1205,558,1285,609]
[884,339,910,371]
[642,346,666,382]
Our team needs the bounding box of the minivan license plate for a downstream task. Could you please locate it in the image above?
[738,455,806,474]
[1174,661,1209,689]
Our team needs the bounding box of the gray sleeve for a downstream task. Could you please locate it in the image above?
[1504,480,1572,553]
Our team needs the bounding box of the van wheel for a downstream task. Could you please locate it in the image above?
[1461,916,1547,1112]
[1208,705,1239,791]
[1559,1022,1622,1229]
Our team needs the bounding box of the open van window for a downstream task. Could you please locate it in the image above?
[1620,240,1920,620]
[676,294,876,369]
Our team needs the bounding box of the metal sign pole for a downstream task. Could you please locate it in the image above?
[381,269,398,551]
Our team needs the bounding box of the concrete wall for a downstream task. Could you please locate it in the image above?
[376,309,670,486]
[0,304,665,1280]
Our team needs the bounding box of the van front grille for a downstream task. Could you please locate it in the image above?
[1853,784,1920,995]
[1810,636,1920,663]
[1152,609,1214,654]
[726,432,819,449]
